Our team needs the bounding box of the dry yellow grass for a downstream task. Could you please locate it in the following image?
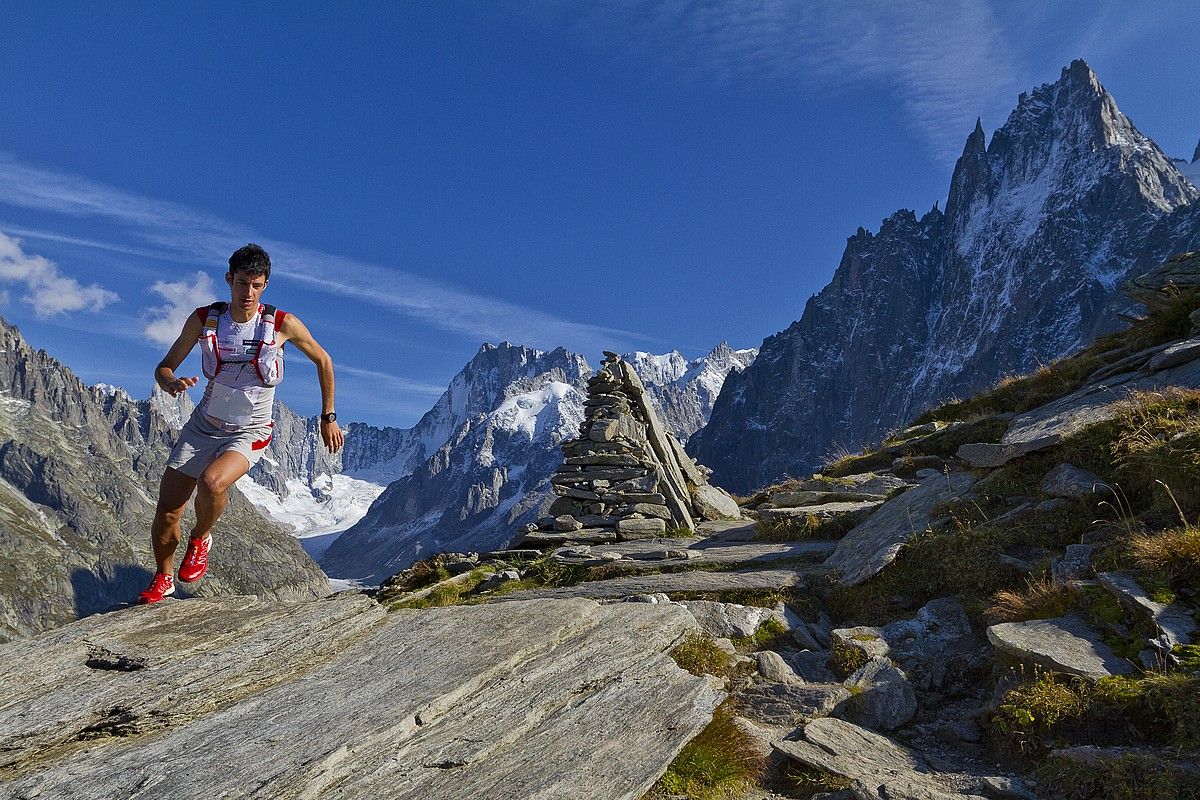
[1129,526,1200,587]
[985,575,1077,624]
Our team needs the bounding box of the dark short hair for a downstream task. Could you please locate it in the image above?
[228,243,271,280]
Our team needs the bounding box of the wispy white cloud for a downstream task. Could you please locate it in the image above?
[338,365,448,397]
[0,153,651,354]
[517,0,1020,162]
[0,231,119,319]
[143,271,215,345]
[0,222,196,265]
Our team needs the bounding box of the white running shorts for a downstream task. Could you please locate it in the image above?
[165,411,274,478]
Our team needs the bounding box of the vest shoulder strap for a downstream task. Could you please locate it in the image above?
[259,304,285,332]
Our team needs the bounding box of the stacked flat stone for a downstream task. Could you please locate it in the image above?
[521,352,739,545]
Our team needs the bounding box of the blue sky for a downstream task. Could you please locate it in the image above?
[0,1,1196,427]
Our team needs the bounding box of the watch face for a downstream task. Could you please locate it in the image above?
[323,412,337,423]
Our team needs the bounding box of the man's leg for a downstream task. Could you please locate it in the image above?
[193,450,252,539]
[152,467,198,574]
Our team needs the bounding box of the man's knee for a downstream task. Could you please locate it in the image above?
[199,470,230,497]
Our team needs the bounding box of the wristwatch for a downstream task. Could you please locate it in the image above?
[320,412,337,423]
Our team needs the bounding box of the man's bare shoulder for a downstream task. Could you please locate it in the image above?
[277,311,312,344]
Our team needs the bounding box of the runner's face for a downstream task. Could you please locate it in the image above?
[226,271,268,313]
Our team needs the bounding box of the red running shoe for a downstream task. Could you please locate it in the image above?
[137,572,175,604]
[178,534,213,583]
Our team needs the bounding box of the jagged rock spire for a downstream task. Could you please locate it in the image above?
[945,118,989,228]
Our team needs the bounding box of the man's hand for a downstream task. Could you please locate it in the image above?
[321,419,344,453]
[166,376,200,396]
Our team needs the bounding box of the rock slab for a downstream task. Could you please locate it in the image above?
[0,594,723,799]
[497,567,818,601]
[774,717,987,799]
[824,473,976,586]
[1040,463,1111,500]
[986,615,1135,680]
[678,600,778,639]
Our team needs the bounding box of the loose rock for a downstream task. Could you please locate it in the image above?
[738,683,851,727]
[1040,463,1112,500]
[844,657,918,731]
[775,717,988,800]
[756,651,802,684]
[678,600,778,639]
[1051,544,1095,584]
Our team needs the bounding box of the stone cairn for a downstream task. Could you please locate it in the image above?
[518,352,740,547]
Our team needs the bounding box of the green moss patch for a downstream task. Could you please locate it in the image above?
[991,671,1200,757]
[1037,750,1200,800]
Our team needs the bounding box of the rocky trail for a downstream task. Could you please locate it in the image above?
[5,259,1200,799]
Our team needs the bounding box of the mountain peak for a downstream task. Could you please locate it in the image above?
[1062,58,1100,91]
[708,341,734,359]
[1193,138,1199,163]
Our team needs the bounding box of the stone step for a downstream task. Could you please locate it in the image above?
[758,500,885,522]
[767,490,887,508]
[520,528,619,547]
[602,537,838,565]
[494,566,823,601]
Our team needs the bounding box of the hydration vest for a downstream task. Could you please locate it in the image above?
[198,302,285,387]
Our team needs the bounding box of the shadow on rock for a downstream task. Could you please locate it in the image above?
[71,563,155,618]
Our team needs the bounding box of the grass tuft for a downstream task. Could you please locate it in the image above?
[670,634,733,678]
[390,567,492,609]
[781,763,855,798]
[829,637,869,679]
[1128,526,1200,591]
[736,616,788,652]
[753,511,860,542]
[644,704,766,800]
[985,576,1077,624]
[1111,388,1200,518]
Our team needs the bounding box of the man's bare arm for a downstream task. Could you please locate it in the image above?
[155,312,204,396]
[280,313,344,453]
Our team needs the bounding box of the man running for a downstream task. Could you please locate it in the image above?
[137,243,344,603]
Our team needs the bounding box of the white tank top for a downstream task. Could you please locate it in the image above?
[198,308,280,430]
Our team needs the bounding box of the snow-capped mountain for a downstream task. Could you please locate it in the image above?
[624,343,757,442]
[320,343,590,582]
[248,341,755,583]
[690,60,1200,493]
